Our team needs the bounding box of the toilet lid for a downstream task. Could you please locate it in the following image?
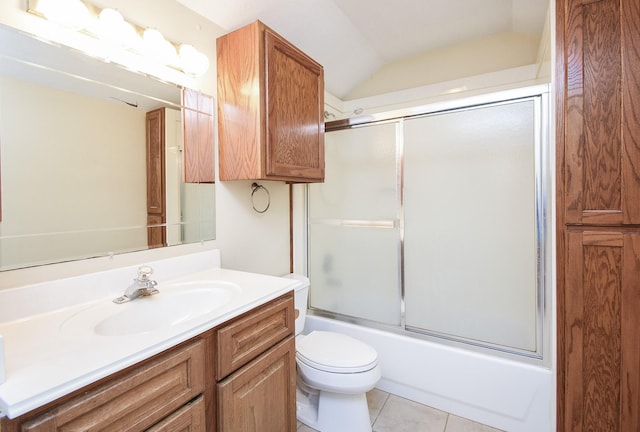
[296,331,378,373]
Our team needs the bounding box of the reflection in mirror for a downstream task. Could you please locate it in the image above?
[0,24,215,271]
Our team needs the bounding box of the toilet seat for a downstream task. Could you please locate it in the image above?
[296,331,378,373]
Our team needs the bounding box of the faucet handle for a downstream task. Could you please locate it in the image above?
[137,265,153,281]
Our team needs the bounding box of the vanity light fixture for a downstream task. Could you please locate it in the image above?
[179,44,210,77]
[33,0,90,31]
[143,28,179,66]
[27,0,210,77]
[96,8,139,50]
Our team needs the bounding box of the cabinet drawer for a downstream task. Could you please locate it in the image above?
[147,395,206,432]
[216,292,294,379]
[21,339,205,431]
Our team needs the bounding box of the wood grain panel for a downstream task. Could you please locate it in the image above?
[582,0,621,213]
[265,29,324,180]
[558,1,640,430]
[565,0,623,224]
[217,20,324,182]
[566,231,622,431]
[146,109,166,215]
[183,107,199,183]
[564,0,586,223]
[621,0,640,224]
[146,395,206,432]
[20,340,205,432]
[581,239,621,430]
[621,233,640,431]
[182,89,215,183]
[565,232,586,431]
[146,109,166,248]
[582,230,623,247]
[198,93,215,183]
[216,292,294,379]
[216,21,263,181]
[183,87,199,112]
[147,214,166,249]
[555,0,567,427]
[217,337,296,432]
[564,231,640,431]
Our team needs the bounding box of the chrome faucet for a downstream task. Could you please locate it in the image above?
[113,266,159,304]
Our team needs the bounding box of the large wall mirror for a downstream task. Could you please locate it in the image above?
[0,23,215,271]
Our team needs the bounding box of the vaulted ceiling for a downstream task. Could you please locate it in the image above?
[177,0,549,98]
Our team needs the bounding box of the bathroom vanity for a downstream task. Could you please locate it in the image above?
[0,250,297,431]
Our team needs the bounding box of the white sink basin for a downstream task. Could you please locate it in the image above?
[60,281,241,336]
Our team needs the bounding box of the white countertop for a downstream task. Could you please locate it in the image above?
[0,257,297,419]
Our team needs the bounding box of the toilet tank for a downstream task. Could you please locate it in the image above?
[283,273,309,335]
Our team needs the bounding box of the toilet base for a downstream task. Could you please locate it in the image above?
[297,385,372,432]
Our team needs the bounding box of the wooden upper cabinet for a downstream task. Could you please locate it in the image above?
[561,0,640,225]
[182,88,215,183]
[216,20,325,183]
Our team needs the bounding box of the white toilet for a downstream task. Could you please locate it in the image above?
[286,274,382,432]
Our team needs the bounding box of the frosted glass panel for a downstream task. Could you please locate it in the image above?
[403,100,538,351]
[308,121,400,325]
[308,224,401,325]
[309,122,398,221]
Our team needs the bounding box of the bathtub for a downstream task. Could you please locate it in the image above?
[304,315,553,432]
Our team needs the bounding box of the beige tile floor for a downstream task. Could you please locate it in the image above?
[297,388,503,432]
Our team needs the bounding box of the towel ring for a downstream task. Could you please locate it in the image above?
[251,182,270,213]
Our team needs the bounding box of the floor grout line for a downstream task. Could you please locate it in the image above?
[371,391,390,428]
[443,413,450,432]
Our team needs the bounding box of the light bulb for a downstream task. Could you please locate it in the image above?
[99,8,124,28]
[179,44,210,76]
[37,0,90,31]
[98,8,139,49]
[143,28,178,65]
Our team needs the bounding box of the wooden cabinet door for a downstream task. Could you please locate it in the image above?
[146,108,166,248]
[264,28,324,181]
[217,337,297,432]
[217,20,325,182]
[562,0,640,225]
[563,230,640,431]
[182,88,215,183]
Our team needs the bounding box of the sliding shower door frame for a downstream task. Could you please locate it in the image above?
[306,84,552,364]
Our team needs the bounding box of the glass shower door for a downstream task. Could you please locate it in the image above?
[308,121,401,326]
[403,99,540,352]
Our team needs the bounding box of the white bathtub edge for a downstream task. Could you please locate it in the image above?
[305,315,553,432]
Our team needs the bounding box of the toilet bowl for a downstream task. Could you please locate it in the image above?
[285,274,381,432]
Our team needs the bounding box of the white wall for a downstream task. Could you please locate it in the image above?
[346,31,541,99]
